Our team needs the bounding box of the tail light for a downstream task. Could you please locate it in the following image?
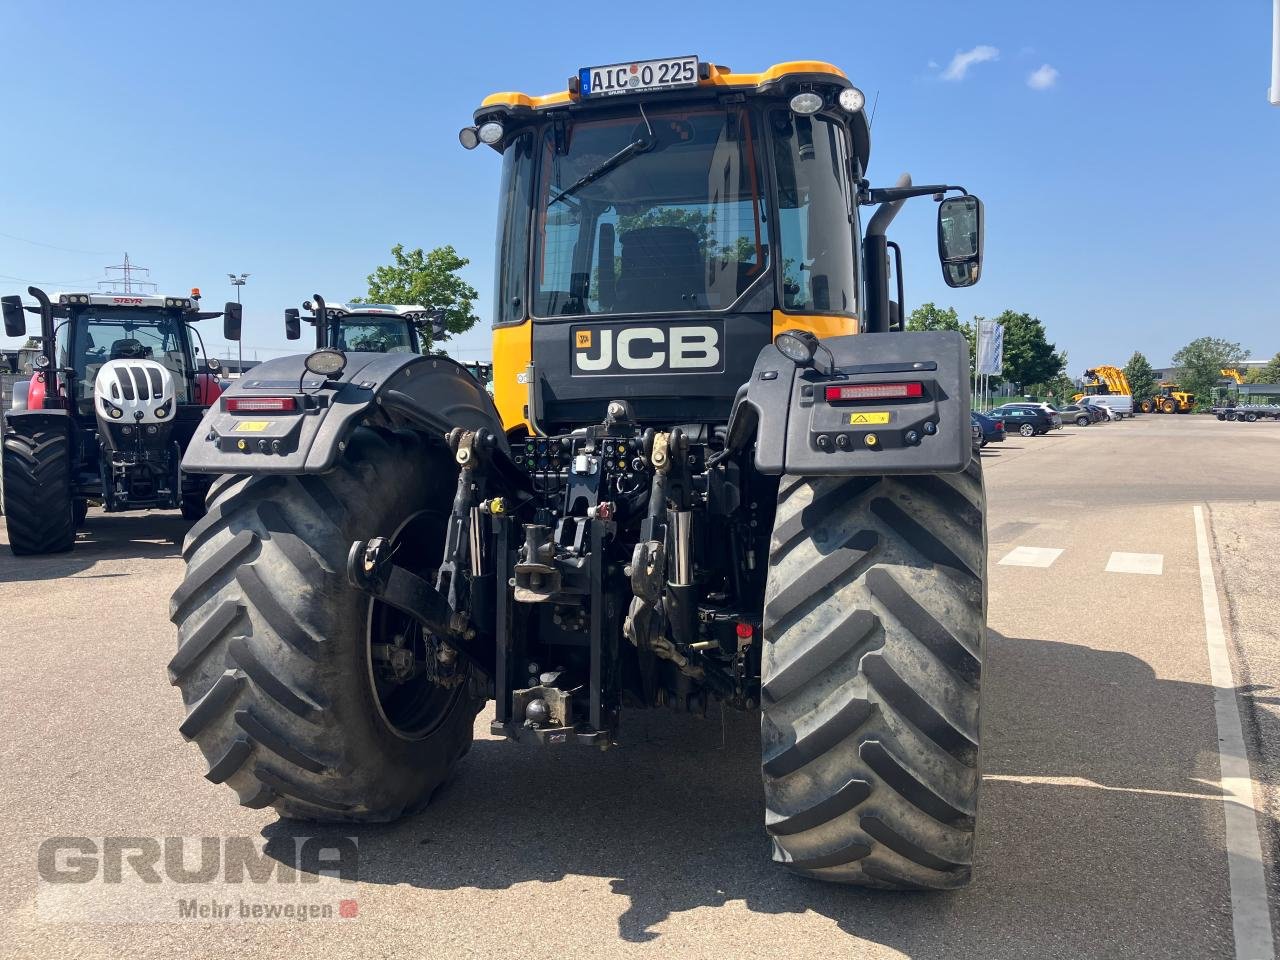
[824,382,923,402]
[226,396,297,412]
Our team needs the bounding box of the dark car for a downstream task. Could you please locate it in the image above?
[1056,403,1100,427]
[991,404,1055,437]
[971,411,1005,446]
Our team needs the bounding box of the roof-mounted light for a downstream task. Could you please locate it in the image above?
[477,121,504,145]
[458,126,480,150]
[789,91,824,116]
[838,87,865,113]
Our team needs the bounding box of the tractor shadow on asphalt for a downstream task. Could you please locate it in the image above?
[259,631,1270,955]
[0,510,185,581]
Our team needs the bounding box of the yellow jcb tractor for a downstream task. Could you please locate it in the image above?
[1140,382,1194,413]
[167,58,989,890]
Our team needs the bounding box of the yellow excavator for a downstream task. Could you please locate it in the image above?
[1221,367,1245,384]
[1072,365,1131,402]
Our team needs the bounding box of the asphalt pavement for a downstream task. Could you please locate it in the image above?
[1,414,1277,959]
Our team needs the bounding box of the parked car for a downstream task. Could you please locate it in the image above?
[995,403,1062,431]
[1056,403,1099,427]
[991,404,1056,437]
[972,421,983,451]
[1071,400,1109,422]
[1007,402,1064,428]
[1082,394,1134,418]
[1085,400,1122,421]
[971,411,1006,446]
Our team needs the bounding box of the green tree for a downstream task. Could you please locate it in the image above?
[907,303,977,372]
[357,244,479,351]
[1245,352,1280,384]
[1171,337,1250,407]
[994,310,1065,388]
[1123,351,1157,403]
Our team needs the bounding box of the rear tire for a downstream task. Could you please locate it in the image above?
[168,426,485,821]
[1019,423,1035,438]
[761,457,986,889]
[2,426,75,555]
[1075,416,1089,427]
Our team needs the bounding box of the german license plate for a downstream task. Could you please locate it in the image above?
[579,56,699,98]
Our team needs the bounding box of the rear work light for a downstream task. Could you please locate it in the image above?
[226,397,297,412]
[824,382,923,402]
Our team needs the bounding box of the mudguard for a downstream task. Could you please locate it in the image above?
[182,352,509,475]
[3,408,74,439]
[726,331,971,476]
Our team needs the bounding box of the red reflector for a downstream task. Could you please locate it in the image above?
[824,382,923,401]
[735,622,754,639]
[227,396,297,412]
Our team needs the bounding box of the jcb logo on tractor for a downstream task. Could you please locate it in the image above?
[572,323,723,376]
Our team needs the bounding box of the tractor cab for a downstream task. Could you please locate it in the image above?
[461,57,982,435]
[277,301,439,353]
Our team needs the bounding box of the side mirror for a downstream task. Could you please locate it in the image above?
[284,308,301,341]
[428,308,448,341]
[2,296,26,338]
[938,195,984,288]
[223,301,243,341]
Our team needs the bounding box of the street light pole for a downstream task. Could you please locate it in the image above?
[228,273,249,373]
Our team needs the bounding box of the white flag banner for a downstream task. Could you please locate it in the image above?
[977,321,1004,375]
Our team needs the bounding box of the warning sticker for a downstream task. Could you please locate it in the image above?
[847,412,891,425]
[575,330,593,348]
[233,421,270,433]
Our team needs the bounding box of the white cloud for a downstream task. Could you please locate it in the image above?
[1027,64,1059,90]
[927,59,939,70]
[941,45,999,81]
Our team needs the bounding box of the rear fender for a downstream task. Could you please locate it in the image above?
[726,331,971,476]
[181,352,508,475]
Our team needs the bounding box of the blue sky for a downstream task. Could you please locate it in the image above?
[2,0,1277,370]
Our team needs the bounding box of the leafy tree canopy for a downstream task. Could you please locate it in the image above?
[993,310,1066,388]
[1244,352,1280,384]
[354,244,479,352]
[1123,351,1157,402]
[1171,337,1250,405]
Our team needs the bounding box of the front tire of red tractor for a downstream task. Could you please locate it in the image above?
[761,456,986,889]
[2,427,76,555]
[168,426,485,821]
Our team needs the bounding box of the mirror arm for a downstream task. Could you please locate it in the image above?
[860,183,967,206]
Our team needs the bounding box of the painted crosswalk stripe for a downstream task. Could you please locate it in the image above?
[1105,552,1164,575]
[997,546,1063,568]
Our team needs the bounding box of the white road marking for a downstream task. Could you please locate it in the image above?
[997,546,1063,568]
[984,774,1223,802]
[1193,504,1275,960]
[1105,551,1164,575]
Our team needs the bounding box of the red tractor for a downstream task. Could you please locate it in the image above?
[1,286,239,555]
